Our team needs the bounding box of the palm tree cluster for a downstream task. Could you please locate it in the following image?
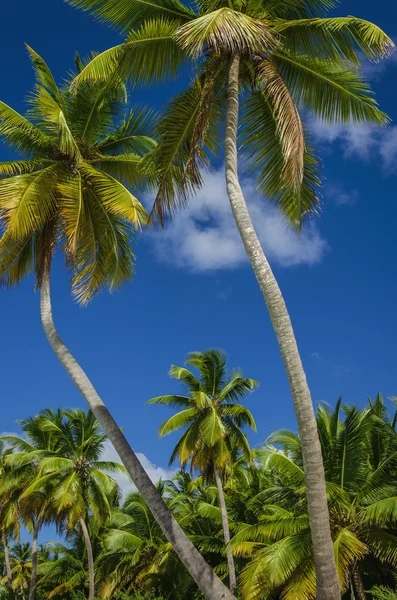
[0,0,395,598]
[1,364,397,600]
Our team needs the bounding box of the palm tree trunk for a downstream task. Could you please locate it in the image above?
[225,52,340,600]
[79,518,95,600]
[352,566,366,600]
[39,259,236,600]
[3,537,13,591]
[28,519,40,600]
[214,468,236,594]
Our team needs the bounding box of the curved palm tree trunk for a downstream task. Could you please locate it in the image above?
[79,518,95,600]
[214,468,236,594]
[28,519,40,600]
[225,52,340,600]
[351,566,366,600]
[39,259,236,600]
[3,537,13,591]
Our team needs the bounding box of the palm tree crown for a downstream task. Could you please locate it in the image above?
[148,350,258,472]
[0,46,156,303]
[69,0,394,226]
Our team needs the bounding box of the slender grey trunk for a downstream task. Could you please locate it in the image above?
[352,567,366,600]
[28,519,40,600]
[214,468,236,594]
[225,52,340,600]
[79,518,94,600]
[39,259,236,600]
[3,537,13,590]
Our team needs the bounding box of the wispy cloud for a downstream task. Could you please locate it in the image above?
[146,169,328,272]
[310,120,397,173]
[310,352,324,365]
[325,185,360,208]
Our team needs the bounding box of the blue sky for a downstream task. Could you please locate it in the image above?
[1,0,397,491]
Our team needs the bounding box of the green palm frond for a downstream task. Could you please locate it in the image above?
[25,45,62,102]
[274,51,389,125]
[65,0,196,31]
[97,105,158,155]
[0,159,55,176]
[366,529,397,567]
[79,162,147,226]
[169,365,201,392]
[333,528,368,592]
[0,164,60,238]
[159,408,198,436]
[146,395,195,408]
[73,18,187,89]
[0,101,51,152]
[273,16,395,64]
[175,8,278,56]
[29,86,81,159]
[241,86,320,229]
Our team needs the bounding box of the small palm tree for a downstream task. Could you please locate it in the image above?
[4,542,32,600]
[10,410,123,600]
[148,350,258,593]
[232,399,397,600]
[0,49,229,600]
[66,1,395,594]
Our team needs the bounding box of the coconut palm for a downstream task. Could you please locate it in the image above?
[98,487,193,599]
[1,409,71,600]
[3,542,32,600]
[231,400,397,600]
[0,441,21,597]
[65,1,394,594]
[9,410,123,600]
[148,350,258,593]
[0,50,235,600]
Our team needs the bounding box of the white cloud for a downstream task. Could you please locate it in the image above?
[101,439,176,500]
[325,185,359,208]
[361,51,397,81]
[310,120,397,173]
[146,169,327,272]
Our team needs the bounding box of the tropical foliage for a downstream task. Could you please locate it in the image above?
[0,46,154,303]
[1,393,397,599]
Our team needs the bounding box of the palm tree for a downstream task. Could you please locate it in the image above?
[0,441,20,598]
[98,487,192,599]
[148,350,258,593]
[10,410,122,600]
[64,2,394,594]
[1,409,70,600]
[232,400,397,600]
[0,50,235,600]
[3,543,32,600]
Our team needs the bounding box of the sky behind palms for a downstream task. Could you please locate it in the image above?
[1,0,397,484]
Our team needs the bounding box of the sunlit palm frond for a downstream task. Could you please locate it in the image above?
[274,16,395,64]
[65,0,196,31]
[175,8,277,56]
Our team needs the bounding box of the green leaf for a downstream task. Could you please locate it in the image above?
[175,8,277,56]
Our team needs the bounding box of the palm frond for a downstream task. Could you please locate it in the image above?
[274,16,395,64]
[274,51,389,125]
[65,0,196,31]
[175,8,277,56]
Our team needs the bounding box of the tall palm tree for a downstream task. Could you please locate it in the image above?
[0,50,236,600]
[64,1,394,594]
[232,400,397,600]
[148,350,258,593]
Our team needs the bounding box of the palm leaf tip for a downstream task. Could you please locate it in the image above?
[174,9,278,56]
